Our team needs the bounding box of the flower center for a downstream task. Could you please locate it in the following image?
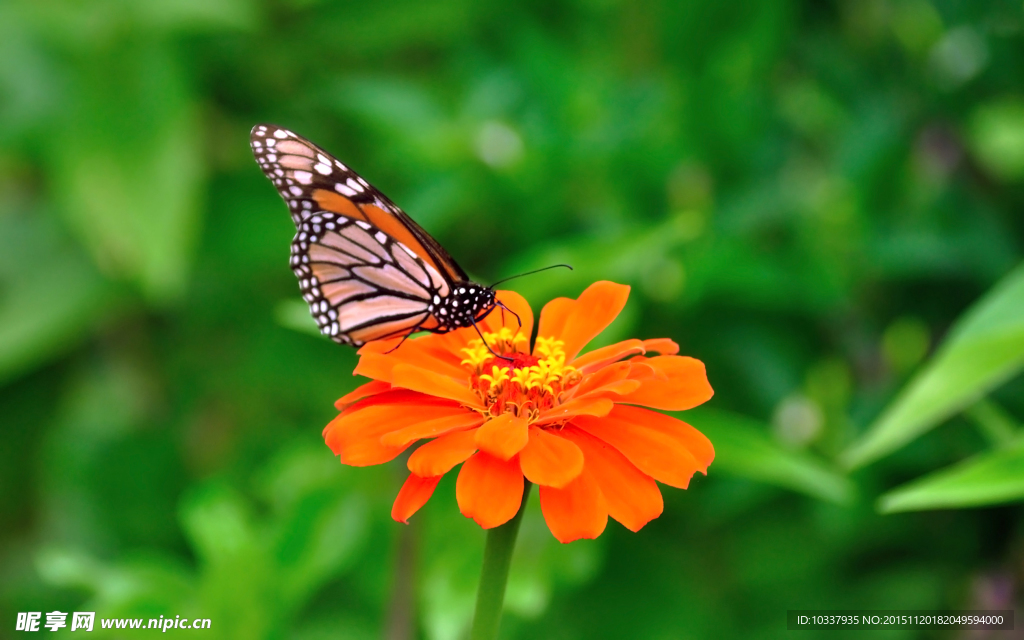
[460,329,581,423]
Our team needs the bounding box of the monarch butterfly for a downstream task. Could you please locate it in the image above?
[250,124,505,351]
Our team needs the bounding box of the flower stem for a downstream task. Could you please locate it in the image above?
[470,480,532,640]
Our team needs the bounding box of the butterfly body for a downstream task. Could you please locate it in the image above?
[252,124,496,347]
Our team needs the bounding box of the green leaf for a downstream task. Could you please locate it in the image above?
[179,483,258,566]
[969,98,1024,181]
[277,493,370,607]
[36,548,193,612]
[49,39,204,303]
[686,408,854,504]
[965,399,1020,448]
[843,261,1024,468]
[878,439,1024,513]
[134,0,259,32]
[0,215,115,384]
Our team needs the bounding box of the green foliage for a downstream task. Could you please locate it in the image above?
[878,438,1024,513]
[691,408,854,504]
[48,41,204,302]
[36,441,380,639]
[2,0,1023,637]
[844,262,1024,468]
[0,214,115,384]
[969,99,1024,182]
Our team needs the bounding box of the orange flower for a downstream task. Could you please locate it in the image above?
[323,281,714,543]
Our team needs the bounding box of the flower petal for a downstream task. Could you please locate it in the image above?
[355,340,470,384]
[341,388,452,416]
[571,339,645,373]
[573,405,714,488]
[456,452,524,529]
[580,379,642,399]
[618,356,714,411]
[380,411,484,448]
[324,401,464,466]
[392,474,442,523]
[482,290,535,342]
[538,469,607,543]
[561,427,663,532]
[335,380,391,409]
[536,297,575,340]
[475,413,529,461]
[390,363,483,407]
[423,326,483,360]
[545,281,631,361]
[535,397,614,426]
[570,361,643,400]
[641,338,679,355]
[573,361,632,396]
[408,429,479,477]
[627,405,714,469]
[520,427,584,488]
[627,360,656,380]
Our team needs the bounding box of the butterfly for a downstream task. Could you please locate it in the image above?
[249,124,504,350]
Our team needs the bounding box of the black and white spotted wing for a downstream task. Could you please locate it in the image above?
[251,124,498,347]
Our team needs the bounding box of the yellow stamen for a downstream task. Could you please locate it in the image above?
[460,342,492,369]
[479,365,510,392]
[534,336,564,358]
[464,334,580,424]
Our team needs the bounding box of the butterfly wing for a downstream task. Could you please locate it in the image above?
[251,124,464,346]
[250,124,469,283]
[292,211,451,346]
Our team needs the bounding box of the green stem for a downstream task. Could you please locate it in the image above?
[470,480,532,640]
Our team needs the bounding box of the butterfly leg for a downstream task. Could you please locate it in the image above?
[495,301,524,344]
[383,331,416,355]
[496,301,521,329]
[471,317,514,362]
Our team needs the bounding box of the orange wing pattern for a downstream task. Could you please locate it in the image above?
[251,124,497,347]
[250,124,468,283]
[290,211,452,345]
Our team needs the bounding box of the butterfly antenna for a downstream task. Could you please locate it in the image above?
[488,264,573,289]
[470,317,514,362]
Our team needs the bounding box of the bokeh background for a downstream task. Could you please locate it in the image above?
[2,0,1024,638]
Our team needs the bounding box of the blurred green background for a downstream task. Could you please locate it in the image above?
[2,0,1024,638]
